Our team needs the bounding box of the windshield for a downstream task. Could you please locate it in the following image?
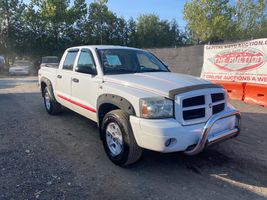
[97,49,169,75]
[42,57,59,64]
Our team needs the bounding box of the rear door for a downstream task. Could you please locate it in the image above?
[55,49,78,109]
[71,48,100,121]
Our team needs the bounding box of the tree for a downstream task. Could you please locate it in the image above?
[136,14,185,48]
[234,0,267,39]
[136,14,160,48]
[183,0,234,43]
[39,0,70,54]
[20,1,47,57]
[86,0,110,44]
[127,17,138,47]
[183,0,267,43]
[0,0,25,58]
[110,17,127,45]
[256,19,267,38]
[66,0,88,46]
[22,0,88,57]
[169,20,187,47]
[1,0,189,61]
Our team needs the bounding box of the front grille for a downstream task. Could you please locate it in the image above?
[183,96,205,107]
[182,95,206,121]
[183,108,205,120]
[211,93,224,102]
[181,92,225,123]
[213,103,225,114]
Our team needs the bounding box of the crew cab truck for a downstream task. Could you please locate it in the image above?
[38,45,241,166]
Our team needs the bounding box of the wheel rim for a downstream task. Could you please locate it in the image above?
[44,92,51,110]
[105,122,123,156]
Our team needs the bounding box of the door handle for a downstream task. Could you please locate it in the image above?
[57,75,62,79]
[72,78,79,83]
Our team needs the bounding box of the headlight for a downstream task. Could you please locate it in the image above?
[140,97,174,119]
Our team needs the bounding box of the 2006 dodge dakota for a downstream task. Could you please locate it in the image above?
[38,45,241,166]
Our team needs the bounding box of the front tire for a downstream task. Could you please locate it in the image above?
[43,86,62,115]
[101,110,142,166]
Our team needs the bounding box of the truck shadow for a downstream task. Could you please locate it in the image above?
[129,110,267,195]
[135,148,267,198]
[61,106,267,193]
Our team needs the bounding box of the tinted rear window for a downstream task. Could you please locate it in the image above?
[63,52,78,70]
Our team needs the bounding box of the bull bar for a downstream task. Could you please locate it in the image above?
[184,109,241,156]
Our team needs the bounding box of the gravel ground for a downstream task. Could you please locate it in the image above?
[0,76,266,200]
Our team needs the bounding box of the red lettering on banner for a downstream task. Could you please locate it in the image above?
[257,77,267,82]
[202,39,267,85]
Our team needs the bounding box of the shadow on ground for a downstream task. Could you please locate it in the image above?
[0,91,266,199]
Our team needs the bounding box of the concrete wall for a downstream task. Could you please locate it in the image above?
[147,45,204,77]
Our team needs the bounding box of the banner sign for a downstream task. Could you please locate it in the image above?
[201,38,267,84]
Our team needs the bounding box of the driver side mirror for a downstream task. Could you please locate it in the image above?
[75,64,97,75]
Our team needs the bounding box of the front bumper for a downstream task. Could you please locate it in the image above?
[130,108,241,154]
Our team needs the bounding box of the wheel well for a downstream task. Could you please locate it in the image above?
[41,82,47,97]
[98,103,120,126]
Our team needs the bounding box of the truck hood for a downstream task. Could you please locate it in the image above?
[103,72,211,97]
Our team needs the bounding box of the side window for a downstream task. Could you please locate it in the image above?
[76,50,96,71]
[63,51,78,70]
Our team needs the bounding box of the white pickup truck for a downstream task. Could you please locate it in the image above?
[38,45,241,166]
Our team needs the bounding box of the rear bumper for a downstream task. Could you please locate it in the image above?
[9,70,29,75]
[130,107,240,154]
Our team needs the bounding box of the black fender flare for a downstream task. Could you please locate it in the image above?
[97,94,136,121]
[40,77,56,100]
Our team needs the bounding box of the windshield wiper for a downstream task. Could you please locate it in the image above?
[140,69,167,73]
[114,66,137,73]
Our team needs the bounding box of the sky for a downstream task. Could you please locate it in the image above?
[104,0,187,28]
[23,0,188,29]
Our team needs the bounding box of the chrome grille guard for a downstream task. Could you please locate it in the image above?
[184,109,241,156]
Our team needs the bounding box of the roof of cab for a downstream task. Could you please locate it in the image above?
[67,45,143,51]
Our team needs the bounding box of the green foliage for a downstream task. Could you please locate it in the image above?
[0,0,187,60]
[0,0,25,55]
[234,0,267,39]
[136,14,185,48]
[1,0,266,61]
[184,0,234,43]
[127,17,138,47]
[86,0,124,44]
[184,0,267,43]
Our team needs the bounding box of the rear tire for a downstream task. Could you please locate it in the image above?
[101,109,142,166]
[43,86,62,115]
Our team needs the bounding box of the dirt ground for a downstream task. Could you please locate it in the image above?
[0,76,266,200]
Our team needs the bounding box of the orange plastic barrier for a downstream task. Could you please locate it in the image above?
[244,83,267,107]
[211,81,246,101]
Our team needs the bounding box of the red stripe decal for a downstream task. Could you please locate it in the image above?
[57,94,96,113]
